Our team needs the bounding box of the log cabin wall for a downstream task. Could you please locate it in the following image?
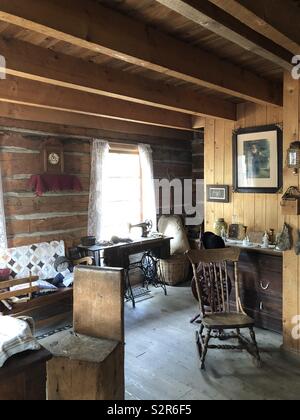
[204,103,283,234]
[0,121,193,248]
[1,131,90,248]
[192,132,204,181]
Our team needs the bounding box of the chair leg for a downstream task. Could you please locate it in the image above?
[195,323,204,359]
[200,329,211,370]
[249,327,261,365]
[236,328,243,348]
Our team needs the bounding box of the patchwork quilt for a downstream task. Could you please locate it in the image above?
[0,241,65,280]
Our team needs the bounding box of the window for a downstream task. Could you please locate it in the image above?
[101,149,142,239]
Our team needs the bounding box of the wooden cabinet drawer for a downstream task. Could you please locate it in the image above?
[228,250,283,334]
[231,289,282,317]
[244,307,282,333]
[245,291,282,316]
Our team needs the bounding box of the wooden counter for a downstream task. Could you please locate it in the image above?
[227,245,283,334]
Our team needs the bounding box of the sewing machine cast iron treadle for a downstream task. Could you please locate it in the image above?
[78,237,172,307]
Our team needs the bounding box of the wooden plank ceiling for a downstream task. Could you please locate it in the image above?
[0,0,294,132]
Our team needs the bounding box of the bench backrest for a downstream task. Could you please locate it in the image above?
[0,241,65,280]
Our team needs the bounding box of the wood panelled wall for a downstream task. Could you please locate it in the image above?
[282,73,300,355]
[205,103,283,235]
[203,89,300,355]
[0,123,193,248]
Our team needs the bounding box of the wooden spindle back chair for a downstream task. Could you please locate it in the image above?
[186,248,261,370]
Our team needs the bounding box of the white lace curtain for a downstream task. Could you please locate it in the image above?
[138,144,157,230]
[0,164,7,249]
[88,139,109,240]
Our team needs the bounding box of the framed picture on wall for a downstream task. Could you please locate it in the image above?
[206,185,229,203]
[233,124,283,194]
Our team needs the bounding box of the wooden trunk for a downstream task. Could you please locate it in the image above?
[281,198,300,216]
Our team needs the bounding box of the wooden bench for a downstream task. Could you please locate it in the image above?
[0,288,73,332]
[0,240,73,332]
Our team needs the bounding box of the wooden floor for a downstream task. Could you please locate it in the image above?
[125,285,300,401]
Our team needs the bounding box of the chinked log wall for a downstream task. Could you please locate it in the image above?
[1,131,90,248]
[0,126,193,248]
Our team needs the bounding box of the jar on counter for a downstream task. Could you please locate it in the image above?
[213,218,228,237]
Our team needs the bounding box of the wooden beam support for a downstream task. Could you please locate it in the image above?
[156,0,293,70]
[0,37,236,121]
[0,76,193,131]
[210,0,300,55]
[0,0,282,106]
[0,102,193,141]
[192,116,206,129]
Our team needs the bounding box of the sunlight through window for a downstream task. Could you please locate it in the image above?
[102,152,142,239]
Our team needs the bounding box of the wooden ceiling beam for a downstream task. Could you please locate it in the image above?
[0,0,282,106]
[156,0,293,70]
[209,0,300,55]
[0,102,192,141]
[0,76,194,131]
[0,38,236,121]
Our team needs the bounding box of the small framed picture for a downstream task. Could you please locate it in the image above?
[207,185,230,203]
[233,124,283,194]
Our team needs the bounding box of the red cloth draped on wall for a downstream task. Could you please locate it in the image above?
[29,174,83,197]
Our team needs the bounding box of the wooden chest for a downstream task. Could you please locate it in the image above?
[228,248,283,334]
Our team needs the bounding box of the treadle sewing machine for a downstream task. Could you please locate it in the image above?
[78,235,172,308]
[128,220,153,238]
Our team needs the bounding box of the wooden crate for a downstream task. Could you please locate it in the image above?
[281,198,300,215]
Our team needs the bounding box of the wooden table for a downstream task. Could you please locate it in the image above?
[0,348,52,400]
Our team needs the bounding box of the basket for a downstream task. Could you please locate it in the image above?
[159,254,190,286]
